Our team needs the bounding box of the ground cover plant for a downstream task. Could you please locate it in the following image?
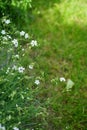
[0,3,48,129]
[0,0,87,130]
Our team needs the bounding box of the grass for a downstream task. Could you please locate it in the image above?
[25,0,87,129]
[29,0,87,86]
[0,0,87,130]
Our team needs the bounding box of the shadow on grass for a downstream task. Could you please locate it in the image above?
[32,0,61,9]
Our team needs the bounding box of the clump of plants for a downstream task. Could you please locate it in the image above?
[0,16,48,130]
[0,0,32,28]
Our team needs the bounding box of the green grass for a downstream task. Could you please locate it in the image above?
[30,0,87,85]
[0,0,87,130]
[25,0,87,129]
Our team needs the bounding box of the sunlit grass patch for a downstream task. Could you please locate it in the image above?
[59,0,87,25]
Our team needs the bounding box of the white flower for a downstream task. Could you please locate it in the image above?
[3,36,8,41]
[0,124,6,130]
[30,40,38,47]
[29,64,33,70]
[6,67,10,74]
[25,33,29,39]
[1,30,6,35]
[13,127,19,130]
[12,65,17,70]
[35,80,40,85]
[7,35,12,39]
[5,19,10,24]
[22,48,25,51]
[18,66,25,73]
[12,39,18,47]
[59,77,66,82]
[20,31,25,36]
[1,126,6,130]
[14,54,19,59]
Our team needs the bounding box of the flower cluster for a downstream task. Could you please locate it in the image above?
[0,124,20,130]
[12,39,18,47]
[1,18,39,76]
[3,19,11,24]
[1,18,38,49]
[0,16,44,130]
[20,31,29,39]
